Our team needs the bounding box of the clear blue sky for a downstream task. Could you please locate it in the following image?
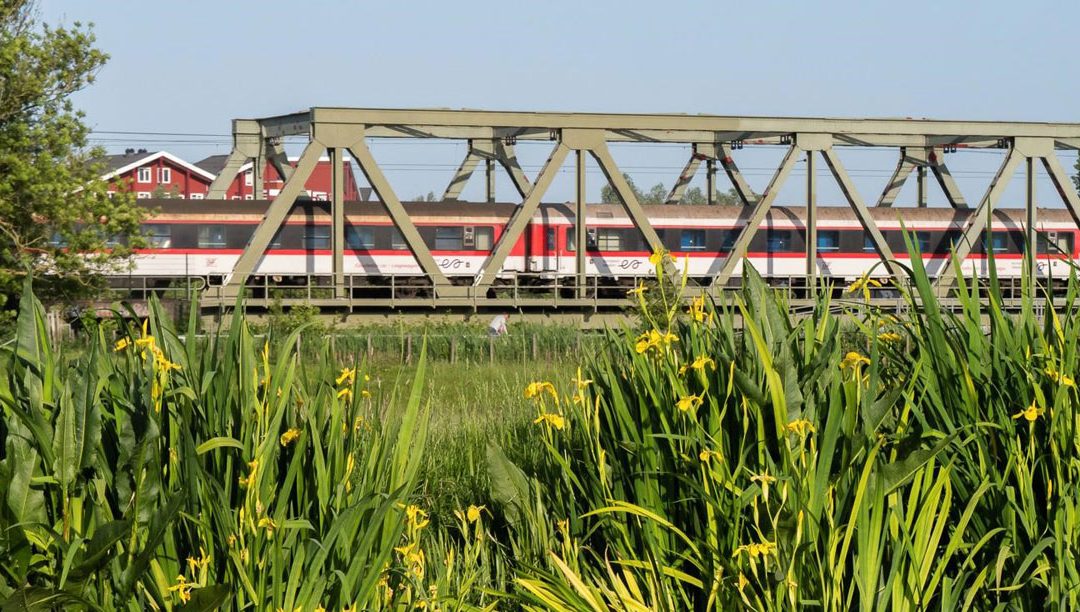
[38,0,1080,205]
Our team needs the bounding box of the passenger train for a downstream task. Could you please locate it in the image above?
[126,198,1078,289]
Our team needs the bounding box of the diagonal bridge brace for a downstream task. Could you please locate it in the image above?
[712,137,903,287]
[877,146,968,209]
[225,125,460,297]
[441,139,533,201]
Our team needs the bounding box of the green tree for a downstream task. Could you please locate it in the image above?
[684,186,741,205]
[600,172,645,204]
[1073,154,1079,191]
[0,1,146,309]
[602,174,742,206]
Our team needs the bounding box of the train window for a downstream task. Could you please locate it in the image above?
[680,229,707,251]
[198,225,227,249]
[269,228,284,249]
[1038,231,1074,255]
[915,232,931,254]
[596,229,622,251]
[720,230,738,252]
[475,226,494,250]
[48,232,66,247]
[863,233,877,253]
[144,224,172,248]
[587,229,599,250]
[766,230,792,253]
[346,226,375,249]
[990,233,1010,253]
[565,228,576,252]
[435,227,464,250]
[817,230,840,252]
[303,226,331,249]
[391,229,408,250]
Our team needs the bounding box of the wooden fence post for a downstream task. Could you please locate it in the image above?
[406,335,413,365]
[450,337,457,363]
[489,336,494,364]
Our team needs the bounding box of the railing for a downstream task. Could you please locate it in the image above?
[103,272,1058,314]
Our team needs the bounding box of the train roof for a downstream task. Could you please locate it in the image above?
[138,198,1079,225]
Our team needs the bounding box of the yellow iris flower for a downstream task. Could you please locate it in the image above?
[847,275,882,302]
[676,394,703,413]
[839,351,870,370]
[533,412,566,431]
[1012,401,1041,422]
[279,428,301,447]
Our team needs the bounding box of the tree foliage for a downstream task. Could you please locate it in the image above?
[0,1,146,309]
[600,172,742,205]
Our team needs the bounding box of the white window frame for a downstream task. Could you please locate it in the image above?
[137,167,152,183]
[244,171,253,187]
[136,191,151,199]
[244,194,254,200]
[190,192,205,200]
[158,167,171,184]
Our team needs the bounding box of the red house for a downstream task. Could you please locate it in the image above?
[100,149,363,202]
[195,155,362,201]
[101,149,216,199]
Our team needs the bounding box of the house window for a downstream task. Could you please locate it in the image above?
[137,192,151,199]
[143,224,172,248]
[475,226,494,250]
[766,230,792,253]
[197,225,227,248]
[244,171,253,187]
[680,229,707,251]
[346,225,375,249]
[158,168,171,184]
[303,225,331,249]
[596,229,623,251]
[817,230,840,252]
[434,226,464,250]
[231,196,241,200]
[244,195,254,201]
[137,167,152,183]
[190,192,205,200]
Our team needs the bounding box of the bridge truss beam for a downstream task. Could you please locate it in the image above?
[210,107,1080,302]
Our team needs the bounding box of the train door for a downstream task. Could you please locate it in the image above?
[1038,230,1075,278]
[544,227,559,273]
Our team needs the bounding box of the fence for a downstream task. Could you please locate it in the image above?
[300,331,604,365]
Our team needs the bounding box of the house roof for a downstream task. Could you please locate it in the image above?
[101,151,217,182]
[194,154,253,176]
[194,154,353,177]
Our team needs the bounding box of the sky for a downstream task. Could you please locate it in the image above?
[37,0,1080,206]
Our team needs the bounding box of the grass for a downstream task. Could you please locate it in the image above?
[368,359,577,521]
[1,248,1079,610]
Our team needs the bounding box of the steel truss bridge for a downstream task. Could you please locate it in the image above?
[162,107,1080,319]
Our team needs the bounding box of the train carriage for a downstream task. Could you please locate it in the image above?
[123,198,1080,290]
